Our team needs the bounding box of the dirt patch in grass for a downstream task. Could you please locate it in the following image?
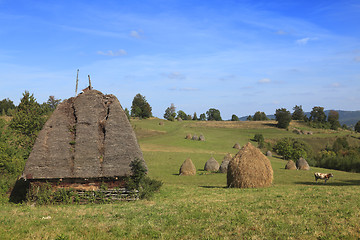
[140,143,219,154]
[134,128,166,139]
[189,121,278,129]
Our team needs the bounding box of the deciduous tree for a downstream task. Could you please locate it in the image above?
[231,114,239,121]
[164,103,176,121]
[292,105,304,120]
[253,111,268,121]
[310,106,326,123]
[275,108,291,129]
[355,121,360,133]
[328,110,340,130]
[206,108,222,121]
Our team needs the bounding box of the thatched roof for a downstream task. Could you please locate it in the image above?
[22,90,145,180]
[285,160,296,170]
[227,142,273,188]
[204,157,219,172]
[179,158,196,176]
[296,157,310,170]
[219,153,232,173]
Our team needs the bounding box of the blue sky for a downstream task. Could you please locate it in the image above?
[1,0,359,119]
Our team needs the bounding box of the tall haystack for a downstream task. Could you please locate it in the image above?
[233,143,241,149]
[179,158,196,176]
[227,142,273,188]
[199,134,205,141]
[185,133,192,140]
[296,157,310,170]
[285,160,296,170]
[219,153,232,173]
[21,90,145,190]
[204,157,220,172]
[192,135,198,140]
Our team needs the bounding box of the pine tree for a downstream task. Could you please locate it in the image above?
[131,93,152,119]
[10,91,45,138]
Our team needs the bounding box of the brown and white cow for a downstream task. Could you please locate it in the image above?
[314,172,333,183]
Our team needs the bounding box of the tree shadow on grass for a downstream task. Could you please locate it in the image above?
[199,186,227,189]
[294,179,360,186]
[263,123,277,128]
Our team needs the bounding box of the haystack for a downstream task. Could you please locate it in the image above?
[179,158,196,176]
[285,160,296,170]
[204,157,220,172]
[199,134,205,141]
[192,135,198,140]
[233,143,241,149]
[185,133,192,140]
[266,151,272,157]
[296,157,310,170]
[227,142,273,188]
[219,153,232,173]
[21,90,145,190]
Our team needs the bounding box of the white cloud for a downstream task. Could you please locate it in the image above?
[169,87,198,91]
[130,30,143,39]
[275,30,287,35]
[295,37,318,45]
[97,49,127,56]
[258,78,271,84]
[330,82,341,88]
[165,72,186,80]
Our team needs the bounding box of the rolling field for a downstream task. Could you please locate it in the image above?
[1,119,360,239]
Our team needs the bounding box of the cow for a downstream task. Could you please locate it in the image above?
[314,172,333,183]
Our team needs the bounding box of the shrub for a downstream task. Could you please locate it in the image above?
[274,138,310,160]
[355,120,360,133]
[253,134,265,148]
[127,158,162,200]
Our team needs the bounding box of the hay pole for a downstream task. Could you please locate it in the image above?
[88,74,92,90]
[75,69,79,96]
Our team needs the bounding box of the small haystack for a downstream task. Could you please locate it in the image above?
[285,160,296,170]
[204,157,220,172]
[233,143,241,149]
[179,158,196,176]
[177,117,183,122]
[219,153,232,173]
[227,142,273,188]
[192,135,198,140]
[185,133,192,140]
[199,134,205,141]
[266,151,272,157]
[296,158,310,170]
[159,122,164,126]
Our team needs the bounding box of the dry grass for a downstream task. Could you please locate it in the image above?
[189,120,278,129]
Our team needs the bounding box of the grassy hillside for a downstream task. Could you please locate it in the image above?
[1,119,360,239]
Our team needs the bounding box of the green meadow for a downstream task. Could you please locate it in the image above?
[1,119,360,239]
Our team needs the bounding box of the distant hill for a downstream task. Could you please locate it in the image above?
[240,110,360,128]
[325,110,360,127]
